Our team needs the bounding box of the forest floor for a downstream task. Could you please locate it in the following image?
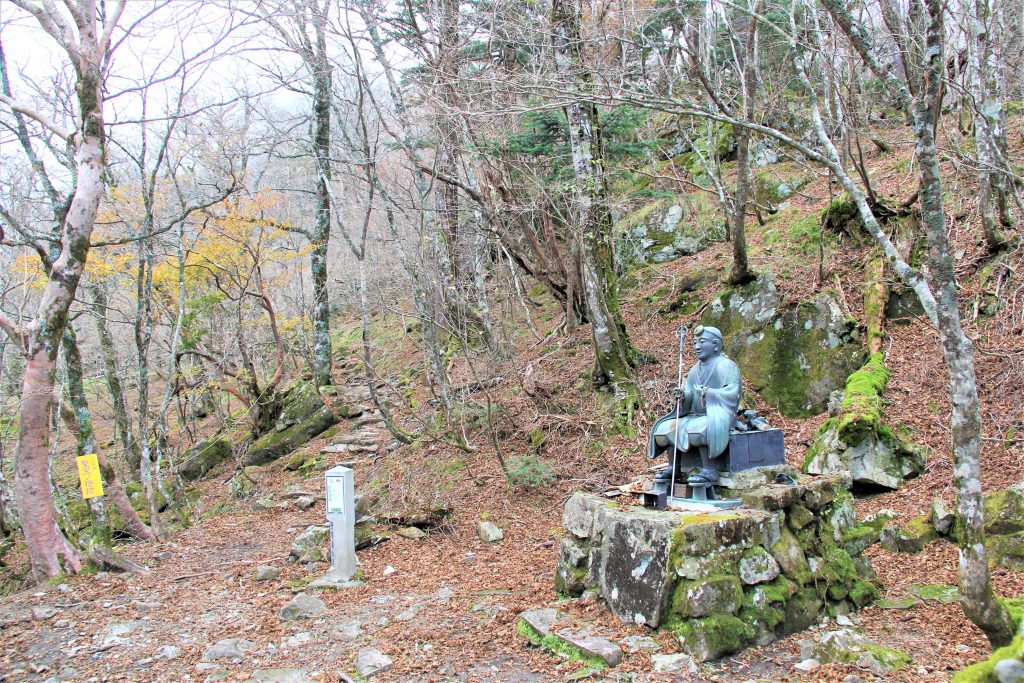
[3,130,1024,682]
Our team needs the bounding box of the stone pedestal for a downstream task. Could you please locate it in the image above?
[556,474,879,661]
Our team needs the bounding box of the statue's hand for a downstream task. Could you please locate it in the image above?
[671,386,686,400]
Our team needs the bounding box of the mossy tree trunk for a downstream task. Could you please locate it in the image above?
[968,0,1008,253]
[0,0,128,580]
[727,2,759,286]
[551,0,640,415]
[258,0,334,387]
[309,4,334,388]
[821,0,1015,647]
[864,251,888,355]
[89,286,140,472]
[62,326,154,544]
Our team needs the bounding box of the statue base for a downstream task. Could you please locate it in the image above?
[557,474,879,661]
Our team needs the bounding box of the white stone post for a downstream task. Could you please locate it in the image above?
[325,465,356,580]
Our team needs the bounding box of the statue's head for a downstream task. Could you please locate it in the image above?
[693,325,723,361]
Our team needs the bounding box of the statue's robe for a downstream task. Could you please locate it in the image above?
[651,354,741,461]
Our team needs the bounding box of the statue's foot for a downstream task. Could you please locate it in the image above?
[687,468,720,485]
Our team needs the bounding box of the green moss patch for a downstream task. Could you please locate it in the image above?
[516,619,608,672]
[908,583,958,604]
[952,635,1024,682]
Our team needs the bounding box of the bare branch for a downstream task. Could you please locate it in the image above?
[0,93,73,141]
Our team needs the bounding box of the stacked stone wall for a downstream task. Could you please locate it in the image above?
[556,474,879,660]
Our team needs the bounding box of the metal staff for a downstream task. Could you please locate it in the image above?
[669,325,688,500]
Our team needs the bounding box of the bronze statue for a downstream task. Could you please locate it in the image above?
[650,325,741,488]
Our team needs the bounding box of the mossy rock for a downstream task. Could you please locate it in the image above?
[615,198,708,268]
[124,481,170,513]
[246,405,338,466]
[782,587,823,634]
[274,381,324,431]
[907,583,958,604]
[880,514,938,553]
[178,437,233,482]
[753,169,812,208]
[848,580,880,607]
[804,354,925,490]
[671,613,754,661]
[821,548,858,600]
[769,526,810,584]
[952,635,1024,682]
[984,487,1024,536]
[672,575,743,618]
[702,275,865,417]
[226,467,259,499]
[977,485,1024,570]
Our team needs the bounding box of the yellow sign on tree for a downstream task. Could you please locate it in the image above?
[76,454,104,500]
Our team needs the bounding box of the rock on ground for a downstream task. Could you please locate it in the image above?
[202,638,254,662]
[477,520,504,543]
[355,648,394,677]
[280,593,326,621]
[243,670,313,683]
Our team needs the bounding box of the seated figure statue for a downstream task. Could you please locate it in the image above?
[650,325,741,488]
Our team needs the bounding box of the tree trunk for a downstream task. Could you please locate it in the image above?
[15,349,83,579]
[969,0,1006,252]
[551,0,639,412]
[915,0,1013,646]
[727,3,758,286]
[62,326,154,543]
[90,286,138,471]
[310,10,333,387]
[728,122,754,285]
[864,251,888,355]
[7,1,117,579]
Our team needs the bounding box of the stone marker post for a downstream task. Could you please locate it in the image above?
[325,465,356,580]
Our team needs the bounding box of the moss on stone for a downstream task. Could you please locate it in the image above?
[952,635,1024,682]
[1000,597,1024,633]
[821,548,858,600]
[783,587,823,634]
[702,276,864,418]
[671,575,743,618]
[849,579,881,608]
[515,619,608,672]
[908,583,958,604]
[668,612,754,660]
[760,575,798,604]
[178,436,233,481]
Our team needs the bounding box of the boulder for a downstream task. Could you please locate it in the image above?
[202,638,254,662]
[738,547,781,585]
[931,499,955,535]
[880,515,937,553]
[804,354,925,490]
[246,382,340,466]
[290,526,329,561]
[701,275,865,417]
[615,198,709,268]
[227,467,259,499]
[178,437,233,482]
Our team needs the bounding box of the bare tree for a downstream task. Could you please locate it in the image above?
[551,0,640,419]
[0,0,126,579]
